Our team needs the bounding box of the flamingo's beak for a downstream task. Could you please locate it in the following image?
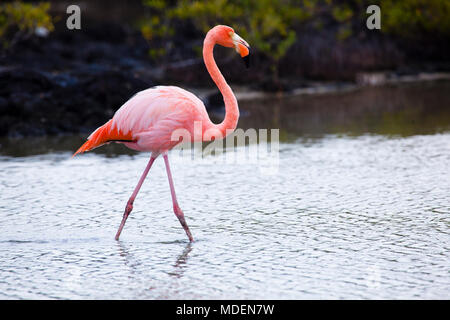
[232,33,250,68]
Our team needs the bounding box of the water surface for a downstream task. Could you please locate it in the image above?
[0,82,449,299]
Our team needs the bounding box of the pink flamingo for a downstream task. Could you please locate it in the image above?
[73,25,250,242]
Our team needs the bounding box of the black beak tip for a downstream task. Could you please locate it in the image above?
[242,55,250,68]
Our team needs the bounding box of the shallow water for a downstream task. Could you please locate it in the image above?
[0,82,450,299]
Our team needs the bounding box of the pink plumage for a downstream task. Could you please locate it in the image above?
[73,86,210,156]
[73,25,250,241]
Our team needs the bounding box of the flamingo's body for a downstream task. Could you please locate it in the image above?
[73,25,250,241]
[74,86,210,155]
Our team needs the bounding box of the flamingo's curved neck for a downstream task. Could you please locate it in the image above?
[203,32,239,138]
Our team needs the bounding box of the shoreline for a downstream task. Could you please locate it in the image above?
[227,72,450,102]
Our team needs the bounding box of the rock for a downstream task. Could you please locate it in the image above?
[0,67,152,137]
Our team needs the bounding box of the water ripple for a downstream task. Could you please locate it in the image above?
[0,134,449,299]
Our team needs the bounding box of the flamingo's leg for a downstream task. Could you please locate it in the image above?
[115,155,156,240]
[163,153,194,242]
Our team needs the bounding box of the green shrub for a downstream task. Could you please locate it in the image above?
[380,0,450,37]
[141,0,315,80]
[0,1,54,50]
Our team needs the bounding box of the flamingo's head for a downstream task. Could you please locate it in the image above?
[212,25,250,68]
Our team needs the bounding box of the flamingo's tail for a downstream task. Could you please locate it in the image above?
[72,120,134,157]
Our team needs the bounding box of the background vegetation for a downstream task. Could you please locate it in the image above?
[0,1,53,51]
[2,0,449,82]
[140,0,450,84]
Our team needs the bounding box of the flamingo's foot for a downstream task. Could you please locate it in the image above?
[114,200,134,240]
[174,204,194,242]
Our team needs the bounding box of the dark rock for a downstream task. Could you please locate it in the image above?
[0,66,153,137]
[0,17,162,137]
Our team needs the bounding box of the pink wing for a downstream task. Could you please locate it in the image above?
[73,86,210,156]
[112,86,210,153]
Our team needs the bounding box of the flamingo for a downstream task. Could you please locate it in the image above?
[73,25,250,242]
